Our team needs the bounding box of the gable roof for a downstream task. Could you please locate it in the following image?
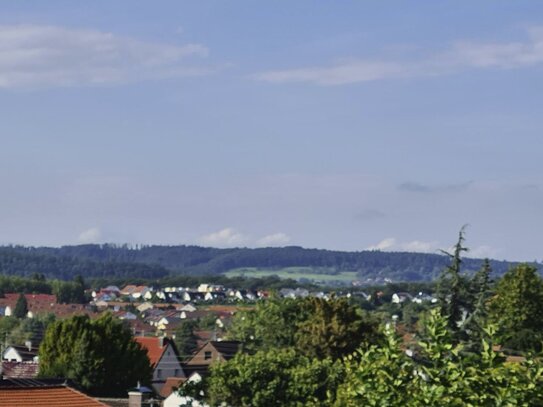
[134,337,173,367]
[0,380,106,407]
[209,341,241,360]
[159,377,187,398]
[4,345,39,361]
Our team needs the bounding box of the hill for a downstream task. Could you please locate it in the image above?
[0,244,524,283]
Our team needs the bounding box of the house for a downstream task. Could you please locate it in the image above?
[2,344,39,362]
[412,292,437,304]
[179,303,197,312]
[197,284,224,293]
[204,291,227,302]
[182,292,205,303]
[134,336,185,393]
[0,378,107,406]
[117,311,137,320]
[120,285,151,300]
[162,373,208,407]
[392,292,413,304]
[280,288,309,299]
[185,340,241,367]
[137,302,155,313]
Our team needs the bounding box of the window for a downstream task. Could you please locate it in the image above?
[174,369,180,376]
[157,369,162,378]
[204,351,212,360]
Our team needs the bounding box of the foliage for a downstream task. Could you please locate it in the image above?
[489,264,543,352]
[434,229,495,350]
[228,296,381,361]
[334,309,543,406]
[13,293,28,319]
[52,278,86,304]
[38,312,152,396]
[206,348,344,407]
[174,320,199,361]
[7,313,56,345]
[295,297,381,360]
[227,297,309,351]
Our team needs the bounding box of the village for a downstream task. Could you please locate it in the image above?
[0,282,437,406]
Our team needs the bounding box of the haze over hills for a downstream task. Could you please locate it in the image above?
[0,244,528,284]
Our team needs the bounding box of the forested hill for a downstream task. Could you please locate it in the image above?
[0,244,524,282]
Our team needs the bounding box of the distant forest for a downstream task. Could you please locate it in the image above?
[0,244,526,283]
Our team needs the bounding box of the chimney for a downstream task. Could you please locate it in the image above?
[128,391,143,407]
[25,341,32,351]
[159,336,166,348]
[128,382,152,407]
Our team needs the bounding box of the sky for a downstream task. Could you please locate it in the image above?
[1,1,543,261]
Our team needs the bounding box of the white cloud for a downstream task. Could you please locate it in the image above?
[367,237,438,253]
[78,227,101,244]
[0,24,210,88]
[198,227,248,248]
[367,237,397,251]
[467,245,499,259]
[401,240,437,253]
[256,232,291,247]
[255,26,543,85]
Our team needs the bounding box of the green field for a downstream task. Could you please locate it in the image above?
[225,267,358,284]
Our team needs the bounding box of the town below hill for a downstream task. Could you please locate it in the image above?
[0,244,528,285]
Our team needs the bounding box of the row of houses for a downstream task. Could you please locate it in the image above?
[92,284,267,304]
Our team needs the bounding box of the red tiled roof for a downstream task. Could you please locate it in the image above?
[0,386,107,407]
[134,337,168,367]
[159,377,187,398]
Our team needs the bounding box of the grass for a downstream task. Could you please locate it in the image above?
[225,267,358,284]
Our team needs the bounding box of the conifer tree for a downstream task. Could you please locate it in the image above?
[13,293,28,319]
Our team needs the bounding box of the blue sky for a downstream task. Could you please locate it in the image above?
[1,1,543,261]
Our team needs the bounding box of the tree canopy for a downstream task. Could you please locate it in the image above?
[206,348,343,407]
[489,264,543,352]
[38,313,152,396]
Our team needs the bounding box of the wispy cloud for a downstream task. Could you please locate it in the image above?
[78,227,101,244]
[367,237,439,253]
[0,24,211,88]
[256,232,291,247]
[255,26,543,85]
[398,181,472,194]
[198,227,248,248]
[355,209,386,221]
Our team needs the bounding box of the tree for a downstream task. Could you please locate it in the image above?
[227,297,310,351]
[295,297,381,360]
[436,227,469,338]
[334,309,543,406]
[489,264,543,352]
[39,313,152,396]
[13,293,28,319]
[206,348,343,407]
[174,320,198,361]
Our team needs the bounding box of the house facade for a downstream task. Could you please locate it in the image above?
[134,336,185,393]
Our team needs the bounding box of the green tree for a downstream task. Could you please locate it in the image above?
[334,309,543,406]
[174,320,199,361]
[39,313,152,396]
[13,293,28,319]
[489,264,543,352]
[436,227,469,338]
[295,296,381,360]
[227,297,309,351]
[206,348,343,407]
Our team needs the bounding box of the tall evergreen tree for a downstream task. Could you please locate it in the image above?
[13,293,28,319]
[436,227,469,340]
